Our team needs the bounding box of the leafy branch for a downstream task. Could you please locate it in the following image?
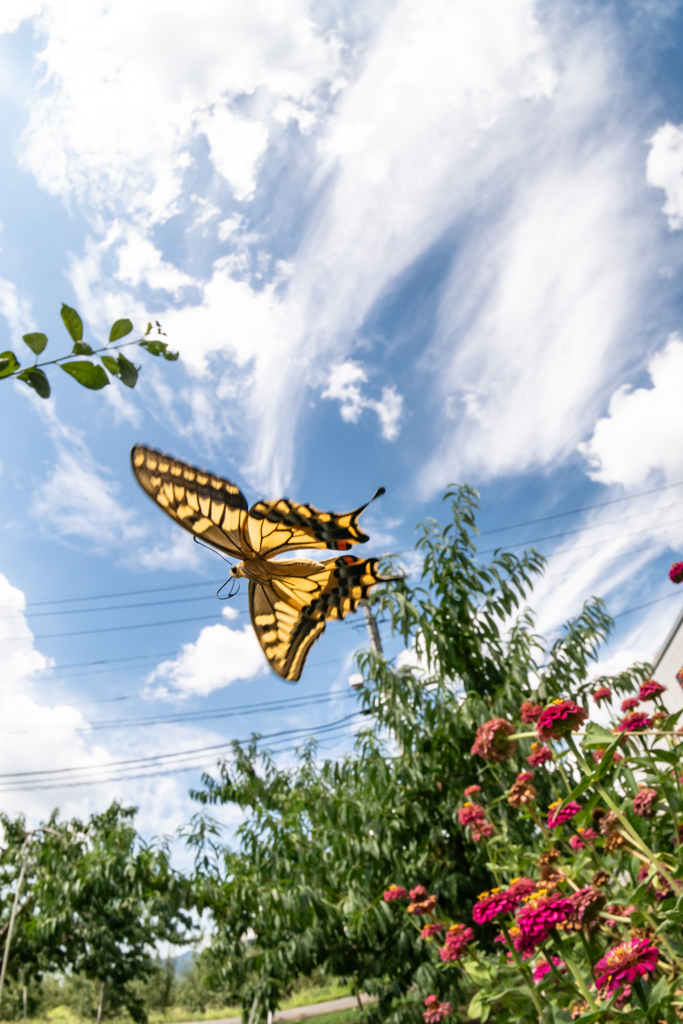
[0,303,179,399]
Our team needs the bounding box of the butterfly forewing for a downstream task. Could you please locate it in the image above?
[246,488,384,558]
[131,445,249,559]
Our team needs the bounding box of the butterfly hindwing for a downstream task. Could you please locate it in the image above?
[246,488,385,558]
[249,555,396,680]
[131,445,249,559]
[249,580,327,682]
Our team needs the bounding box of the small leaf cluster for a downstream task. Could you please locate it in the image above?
[0,304,178,399]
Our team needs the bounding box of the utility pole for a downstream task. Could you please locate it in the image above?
[360,600,383,655]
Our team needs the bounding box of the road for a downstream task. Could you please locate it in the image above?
[171,993,377,1024]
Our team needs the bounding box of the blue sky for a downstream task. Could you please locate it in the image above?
[2,0,683,850]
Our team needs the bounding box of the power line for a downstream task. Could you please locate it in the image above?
[0,689,356,735]
[0,612,227,643]
[476,503,683,557]
[0,578,228,611]
[613,591,682,620]
[0,712,362,785]
[0,593,236,621]
[479,479,683,536]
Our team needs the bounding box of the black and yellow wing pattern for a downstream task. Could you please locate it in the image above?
[246,489,385,557]
[131,445,397,681]
[131,445,249,559]
[250,556,392,681]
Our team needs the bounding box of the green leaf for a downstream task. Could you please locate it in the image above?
[467,994,483,1019]
[101,355,121,376]
[72,341,94,355]
[109,318,133,342]
[139,339,179,360]
[581,722,615,749]
[0,350,19,378]
[60,361,109,390]
[22,332,48,355]
[60,303,83,342]
[17,367,50,398]
[116,353,138,388]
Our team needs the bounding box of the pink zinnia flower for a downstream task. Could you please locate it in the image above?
[669,561,683,584]
[520,701,543,723]
[507,877,537,903]
[617,711,653,733]
[591,748,623,764]
[569,827,597,850]
[383,884,406,901]
[421,922,445,939]
[471,718,518,762]
[639,679,666,701]
[471,822,495,841]
[407,887,438,915]
[516,891,574,943]
[533,956,566,983]
[633,785,659,819]
[592,686,611,704]
[526,743,553,767]
[621,697,639,712]
[547,799,582,828]
[594,937,659,994]
[536,699,588,742]
[423,996,451,1024]
[438,923,473,961]
[457,802,486,827]
[472,888,518,924]
[463,784,481,797]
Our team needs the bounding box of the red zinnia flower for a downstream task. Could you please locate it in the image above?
[594,937,659,994]
[620,697,639,712]
[463,784,481,797]
[592,686,611,704]
[457,802,486,827]
[547,799,582,828]
[383,884,406,901]
[617,711,653,733]
[472,888,518,923]
[533,956,566,983]
[633,785,659,819]
[526,743,553,767]
[639,679,666,701]
[669,561,683,584]
[421,922,445,939]
[423,996,451,1024]
[471,822,495,841]
[516,891,574,943]
[536,699,588,742]
[438,923,473,961]
[520,701,543,723]
[471,718,518,762]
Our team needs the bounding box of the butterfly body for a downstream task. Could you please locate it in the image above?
[131,445,397,680]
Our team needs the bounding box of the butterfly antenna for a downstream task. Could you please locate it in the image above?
[192,535,235,565]
[216,577,240,600]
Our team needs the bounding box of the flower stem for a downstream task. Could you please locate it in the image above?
[549,931,598,1011]
[500,924,551,1022]
[596,784,680,892]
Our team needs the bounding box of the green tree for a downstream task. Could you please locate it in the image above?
[185,485,644,1024]
[0,802,194,1022]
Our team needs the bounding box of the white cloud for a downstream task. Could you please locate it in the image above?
[321,363,403,440]
[135,530,205,572]
[647,122,683,230]
[0,276,36,347]
[32,444,144,546]
[116,229,196,295]
[579,334,683,486]
[146,621,266,699]
[199,106,269,201]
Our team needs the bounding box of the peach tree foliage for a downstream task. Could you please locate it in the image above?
[186,486,660,1024]
[0,304,177,399]
[0,802,194,1022]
